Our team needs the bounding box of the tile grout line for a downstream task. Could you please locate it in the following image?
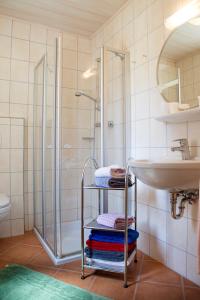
[133,253,144,300]
[180,276,186,300]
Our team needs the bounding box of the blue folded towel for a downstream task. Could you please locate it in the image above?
[85,247,133,261]
[89,229,139,244]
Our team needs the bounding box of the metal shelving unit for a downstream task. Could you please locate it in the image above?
[81,157,137,288]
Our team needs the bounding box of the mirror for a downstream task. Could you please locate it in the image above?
[157,17,200,111]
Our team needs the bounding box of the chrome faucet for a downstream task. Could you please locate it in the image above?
[171,138,191,160]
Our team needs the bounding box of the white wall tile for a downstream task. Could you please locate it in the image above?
[0,149,9,172]
[166,213,187,250]
[186,254,200,286]
[149,207,166,241]
[150,119,166,147]
[0,173,10,195]
[0,124,10,148]
[62,69,77,89]
[187,218,198,256]
[11,219,24,236]
[148,0,164,33]
[30,24,47,43]
[78,37,91,53]
[138,202,149,233]
[135,91,149,120]
[30,42,46,62]
[0,35,11,58]
[11,60,29,82]
[0,80,9,102]
[0,57,10,80]
[11,195,24,219]
[63,49,77,70]
[12,38,29,61]
[0,220,11,237]
[63,32,77,50]
[11,172,23,196]
[135,119,149,147]
[78,52,92,72]
[0,16,12,36]
[10,82,28,104]
[137,230,150,255]
[166,123,187,147]
[12,20,30,40]
[166,244,186,277]
[188,121,200,147]
[150,236,166,264]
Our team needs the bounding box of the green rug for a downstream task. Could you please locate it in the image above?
[0,264,109,300]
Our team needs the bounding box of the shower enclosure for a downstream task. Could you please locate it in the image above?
[33,37,130,264]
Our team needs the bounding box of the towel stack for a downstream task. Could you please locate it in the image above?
[95,165,134,188]
[97,213,135,230]
[85,229,139,270]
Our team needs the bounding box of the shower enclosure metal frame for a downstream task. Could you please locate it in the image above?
[33,42,131,265]
[33,37,63,264]
[100,46,131,213]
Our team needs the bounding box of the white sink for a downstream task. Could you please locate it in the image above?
[129,159,200,191]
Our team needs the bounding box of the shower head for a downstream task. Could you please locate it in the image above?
[75,90,101,111]
[75,91,82,97]
[75,90,97,103]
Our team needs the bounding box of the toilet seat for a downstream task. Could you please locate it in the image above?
[0,194,10,208]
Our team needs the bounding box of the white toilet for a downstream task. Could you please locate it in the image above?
[0,194,10,222]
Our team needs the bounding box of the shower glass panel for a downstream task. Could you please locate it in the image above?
[44,46,57,252]
[33,57,45,237]
[33,40,130,263]
[33,41,57,255]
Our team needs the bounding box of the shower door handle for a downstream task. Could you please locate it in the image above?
[47,145,53,149]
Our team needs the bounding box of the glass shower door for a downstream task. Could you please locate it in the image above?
[33,42,57,255]
[44,49,57,253]
[33,57,45,237]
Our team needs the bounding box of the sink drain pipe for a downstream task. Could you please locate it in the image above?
[170,190,199,220]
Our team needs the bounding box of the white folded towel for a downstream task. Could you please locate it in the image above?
[95,165,120,177]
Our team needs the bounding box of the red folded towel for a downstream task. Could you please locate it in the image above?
[86,239,136,252]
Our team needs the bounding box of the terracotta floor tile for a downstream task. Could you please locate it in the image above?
[26,264,58,277]
[0,231,41,250]
[29,250,57,268]
[59,259,96,275]
[58,259,82,271]
[90,271,136,300]
[0,244,43,265]
[1,231,199,300]
[0,240,16,254]
[54,269,95,290]
[184,278,200,288]
[140,260,182,286]
[0,259,10,269]
[135,282,183,300]
[185,287,200,300]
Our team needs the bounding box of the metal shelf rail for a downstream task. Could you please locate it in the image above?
[81,157,138,288]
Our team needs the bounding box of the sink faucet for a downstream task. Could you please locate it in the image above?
[171,138,191,160]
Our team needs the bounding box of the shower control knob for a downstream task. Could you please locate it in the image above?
[108,121,114,128]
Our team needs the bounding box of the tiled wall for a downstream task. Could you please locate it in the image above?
[91,0,200,285]
[0,14,93,234]
[0,117,24,237]
[177,51,200,107]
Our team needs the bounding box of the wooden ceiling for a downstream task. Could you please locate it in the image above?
[0,0,127,36]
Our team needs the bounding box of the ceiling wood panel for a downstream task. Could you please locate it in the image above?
[0,0,127,36]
